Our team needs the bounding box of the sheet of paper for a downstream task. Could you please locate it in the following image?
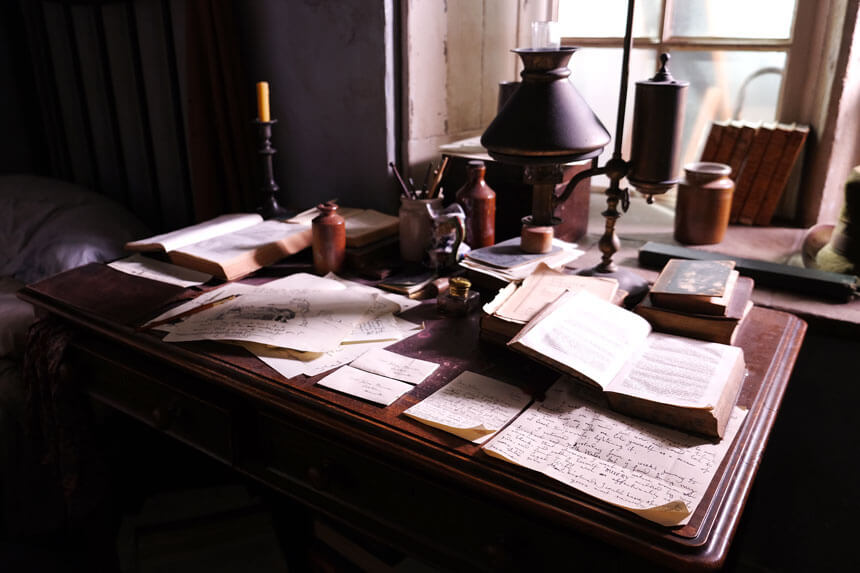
[247,339,394,379]
[108,253,212,287]
[316,365,413,406]
[483,381,747,526]
[494,264,618,323]
[142,283,259,330]
[126,213,263,252]
[324,273,421,313]
[403,371,532,443]
[349,348,438,384]
[163,288,377,352]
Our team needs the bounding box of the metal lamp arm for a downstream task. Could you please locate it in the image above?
[553,164,607,207]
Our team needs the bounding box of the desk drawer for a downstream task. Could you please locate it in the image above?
[77,349,233,463]
[252,413,575,571]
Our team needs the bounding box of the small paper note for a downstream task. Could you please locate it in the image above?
[109,253,212,287]
[317,365,413,406]
[247,339,394,379]
[350,348,439,384]
[403,371,532,443]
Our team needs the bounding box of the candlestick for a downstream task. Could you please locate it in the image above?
[256,81,270,122]
[254,119,292,219]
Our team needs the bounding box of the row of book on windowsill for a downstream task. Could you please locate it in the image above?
[700,119,809,226]
[478,258,754,439]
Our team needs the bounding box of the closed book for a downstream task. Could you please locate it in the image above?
[635,276,754,344]
[737,123,795,225]
[726,121,759,180]
[713,120,742,166]
[649,259,738,315]
[700,120,727,162]
[730,123,773,223]
[752,125,810,226]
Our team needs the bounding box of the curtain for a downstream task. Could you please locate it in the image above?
[186,0,255,221]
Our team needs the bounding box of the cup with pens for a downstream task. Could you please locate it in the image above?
[391,158,449,262]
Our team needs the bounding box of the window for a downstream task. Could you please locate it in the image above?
[557,0,797,198]
[403,0,858,226]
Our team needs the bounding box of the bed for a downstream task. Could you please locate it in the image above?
[0,174,150,530]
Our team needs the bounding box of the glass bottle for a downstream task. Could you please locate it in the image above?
[312,201,346,274]
[455,160,496,249]
[437,276,480,316]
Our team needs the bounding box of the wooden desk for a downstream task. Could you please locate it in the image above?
[19,263,806,571]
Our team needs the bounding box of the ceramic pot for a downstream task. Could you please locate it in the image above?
[455,160,496,248]
[312,201,346,274]
[674,162,734,245]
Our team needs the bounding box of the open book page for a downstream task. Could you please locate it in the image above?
[508,290,652,389]
[163,287,377,352]
[403,371,532,443]
[483,381,748,526]
[317,365,413,406]
[349,348,438,384]
[173,220,308,264]
[125,213,263,253]
[607,333,744,409]
[494,264,619,323]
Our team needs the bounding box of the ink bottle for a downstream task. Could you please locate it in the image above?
[437,276,480,316]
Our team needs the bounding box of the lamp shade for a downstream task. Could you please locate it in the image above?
[481,48,610,165]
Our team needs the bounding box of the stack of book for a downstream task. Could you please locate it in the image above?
[634,259,754,345]
[480,264,621,344]
[459,236,583,293]
[700,120,809,226]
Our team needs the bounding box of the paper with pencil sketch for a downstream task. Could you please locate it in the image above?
[403,371,532,443]
[142,282,259,331]
[349,348,438,384]
[317,365,414,406]
[163,288,377,352]
[483,381,747,526]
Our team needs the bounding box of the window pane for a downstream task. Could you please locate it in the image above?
[671,50,785,162]
[558,0,661,38]
[568,48,785,188]
[567,47,656,186]
[670,0,796,39]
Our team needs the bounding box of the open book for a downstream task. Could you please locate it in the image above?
[507,290,746,438]
[125,213,312,281]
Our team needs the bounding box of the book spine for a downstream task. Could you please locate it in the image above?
[713,121,741,166]
[700,120,727,162]
[737,124,794,225]
[729,125,773,223]
[751,125,809,226]
[726,122,757,181]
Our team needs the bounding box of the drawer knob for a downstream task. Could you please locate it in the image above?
[306,461,332,491]
[152,400,182,430]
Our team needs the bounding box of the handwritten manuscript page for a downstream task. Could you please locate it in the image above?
[483,382,746,526]
[403,371,532,443]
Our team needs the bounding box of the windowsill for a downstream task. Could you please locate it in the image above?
[575,193,859,334]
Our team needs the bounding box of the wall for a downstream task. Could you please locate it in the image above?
[403,0,553,175]
[236,0,399,214]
